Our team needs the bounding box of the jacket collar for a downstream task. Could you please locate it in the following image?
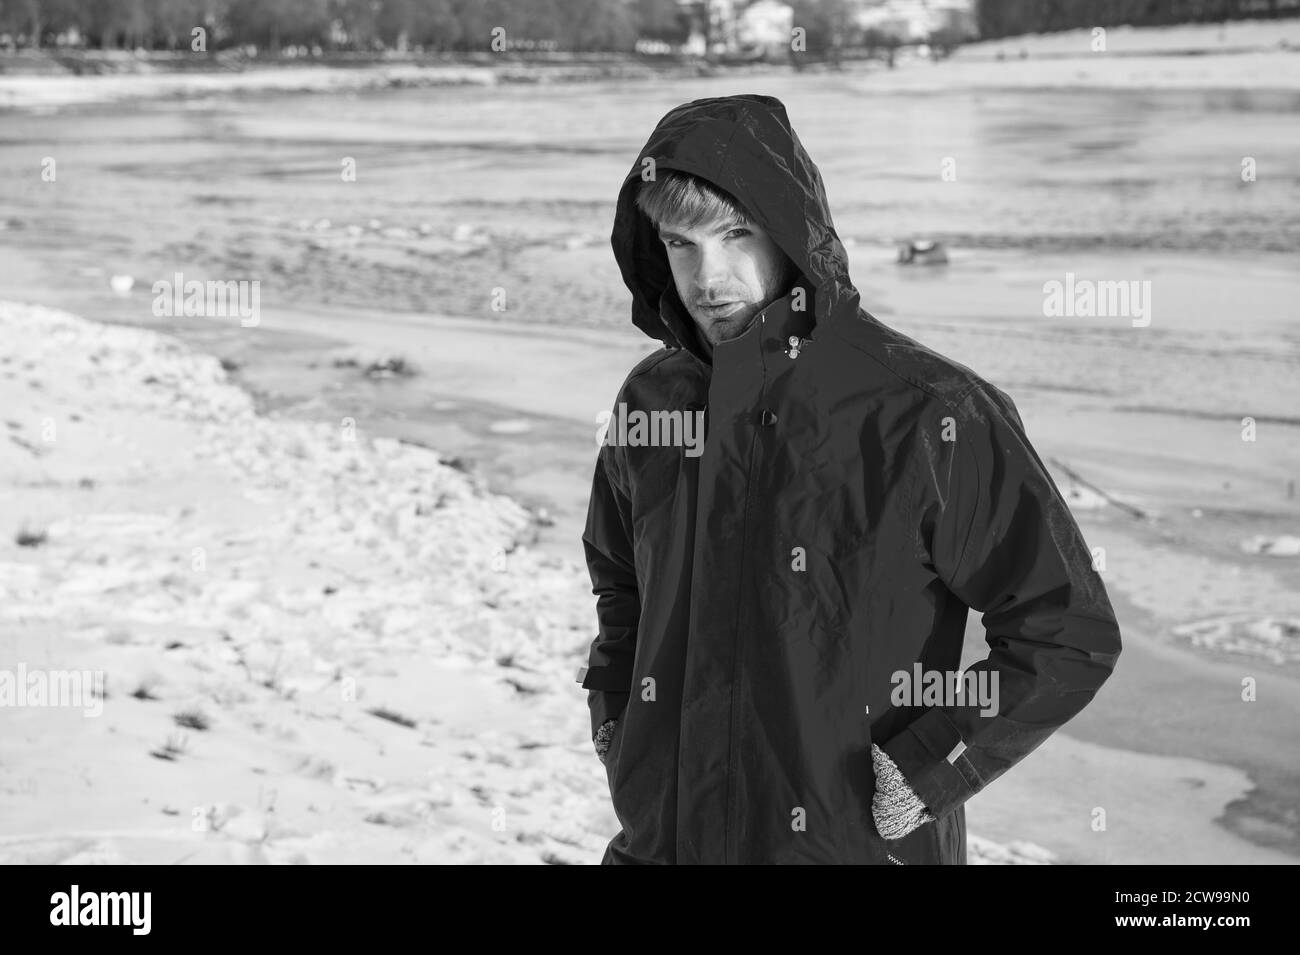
[659,281,814,370]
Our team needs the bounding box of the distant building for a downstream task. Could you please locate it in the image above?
[850,0,978,44]
[668,0,975,60]
[674,0,794,58]
[738,0,795,58]
[708,0,740,52]
[675,0,709,55]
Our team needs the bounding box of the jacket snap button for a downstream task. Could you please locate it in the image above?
[760,408,778,426]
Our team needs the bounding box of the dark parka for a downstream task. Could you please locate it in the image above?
[580,94,1122,865]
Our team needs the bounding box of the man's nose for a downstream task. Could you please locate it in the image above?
[693,243,729,295]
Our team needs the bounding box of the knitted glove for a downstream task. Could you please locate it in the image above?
[871,743,936,839]
[594,718,619,765]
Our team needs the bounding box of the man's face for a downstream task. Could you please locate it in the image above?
[657,212,793,349]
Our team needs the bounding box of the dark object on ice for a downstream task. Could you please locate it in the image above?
[364,357,415,379]
[332,355,416,379]
[173,709,211,731]
[149,734,188,761]
[503,676,544,695]
[896,239,949,265]
[366,706,417,728]
[15,525,47,548]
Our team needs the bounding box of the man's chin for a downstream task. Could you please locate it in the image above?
[697,308,759,345]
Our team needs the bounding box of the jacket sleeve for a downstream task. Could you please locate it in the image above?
[577,439,639,742]
[879,382,1123,820]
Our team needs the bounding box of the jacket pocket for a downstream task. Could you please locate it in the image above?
[879,817,942,865]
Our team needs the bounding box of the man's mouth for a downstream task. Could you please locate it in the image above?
[700,302,742,317]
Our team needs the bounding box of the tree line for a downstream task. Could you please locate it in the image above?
[3,0,1296,53]
[976,0,1300,39]
[0,0,687,52]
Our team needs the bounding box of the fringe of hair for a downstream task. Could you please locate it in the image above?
[634,171,752,233]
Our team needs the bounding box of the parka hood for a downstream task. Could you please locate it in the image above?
[611,94,861,351]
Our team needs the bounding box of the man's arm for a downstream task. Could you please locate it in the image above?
[879,382,1123,820]
[577,441,639,754]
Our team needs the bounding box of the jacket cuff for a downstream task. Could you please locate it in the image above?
[576,661,634,692]
[878,708,980,819]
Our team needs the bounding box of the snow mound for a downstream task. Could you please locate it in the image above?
[1170,612,1300,665]
[1240,534,1300,557]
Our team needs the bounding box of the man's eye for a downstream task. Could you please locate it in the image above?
[665,238,689,249]
[727,228,751,239]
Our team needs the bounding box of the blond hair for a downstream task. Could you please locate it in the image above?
[635,171,752,232]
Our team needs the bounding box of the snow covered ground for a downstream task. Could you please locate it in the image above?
[0,299,614,863]
[0,300,1051,864]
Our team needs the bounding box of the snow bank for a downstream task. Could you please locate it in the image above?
[0,300,611,863]
[1240,534,1300,557]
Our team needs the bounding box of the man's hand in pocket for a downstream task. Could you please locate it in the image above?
[594,718,619,765]
[871,742,936,839]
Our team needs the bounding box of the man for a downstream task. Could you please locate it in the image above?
[578,94,1122,865]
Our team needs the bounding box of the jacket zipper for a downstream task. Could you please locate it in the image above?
[722,331,770,863]
[724,417,760,863]
[886,852,906,865]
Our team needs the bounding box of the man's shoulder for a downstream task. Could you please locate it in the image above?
[627,344,681,378]
[830,309,1012,415]
[618,344,694,393]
